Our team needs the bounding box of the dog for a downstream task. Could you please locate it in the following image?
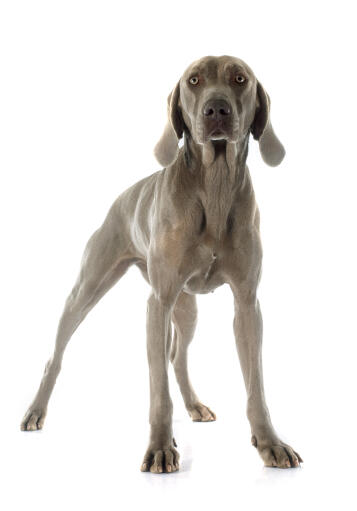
[21,55,302,473]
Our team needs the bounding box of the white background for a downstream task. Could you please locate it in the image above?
[1,0,356,509]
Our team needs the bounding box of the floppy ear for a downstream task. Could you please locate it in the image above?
[250,81,285,167]
[154,81,184,167]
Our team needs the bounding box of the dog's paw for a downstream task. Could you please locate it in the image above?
[20,407,47,431]
[252,435,303,468]
[141,445,180,474]
[188,402,216,422]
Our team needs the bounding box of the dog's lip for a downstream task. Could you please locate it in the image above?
[210,128,225,135]
[206,121,231,137]
[208,127,230,139]
[208,122,226,134]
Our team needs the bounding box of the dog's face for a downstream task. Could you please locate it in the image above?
[179,56,256,145]
[154,55,285,168]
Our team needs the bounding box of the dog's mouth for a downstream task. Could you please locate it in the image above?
[207,126,233,142]
[196,117,238,144]
[204,119,234,141]
[209,127,227,139]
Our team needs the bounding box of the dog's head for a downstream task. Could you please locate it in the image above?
[154,55,285,167]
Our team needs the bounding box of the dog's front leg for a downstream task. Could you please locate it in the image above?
[141,292,180,474]
[230,274,302,468]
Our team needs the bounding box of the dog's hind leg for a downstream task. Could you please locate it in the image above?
[171,291,216,422]
[21,216,135,431]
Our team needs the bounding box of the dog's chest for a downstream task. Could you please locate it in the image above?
[182,240,226,294]
[198,156,235,241]
[181,208,235,295]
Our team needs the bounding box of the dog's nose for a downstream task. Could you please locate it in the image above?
[203,99,231,118]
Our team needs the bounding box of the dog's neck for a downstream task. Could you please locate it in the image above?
[183,132,249,173]
[180,132,251,240]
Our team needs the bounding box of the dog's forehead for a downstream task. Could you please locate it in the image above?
[182,55,255,80]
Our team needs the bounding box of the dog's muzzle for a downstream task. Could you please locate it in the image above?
[202,98,233,140]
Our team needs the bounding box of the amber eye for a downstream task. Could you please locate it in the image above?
[189,76,199,85]
[235,74,246,84]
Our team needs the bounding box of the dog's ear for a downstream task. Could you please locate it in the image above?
[250,81,285,167]
[154,81,184,167]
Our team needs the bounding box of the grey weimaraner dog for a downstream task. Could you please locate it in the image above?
[21,55,302,472]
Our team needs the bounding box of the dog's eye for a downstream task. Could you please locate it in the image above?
[235,75,246,84]
[189,76,199,85]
